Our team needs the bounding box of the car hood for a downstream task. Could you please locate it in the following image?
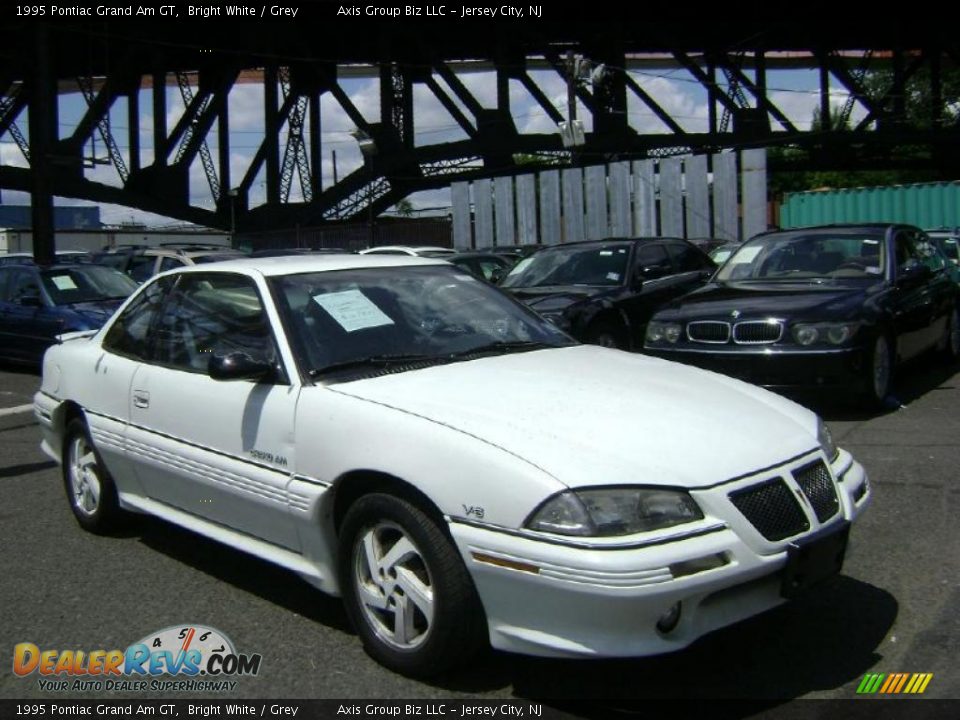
[329,345,819,489]
[656,281,876,320]
[505,285,620,312]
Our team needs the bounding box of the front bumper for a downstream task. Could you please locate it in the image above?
[450,450,871,658]
[645,345,868,390]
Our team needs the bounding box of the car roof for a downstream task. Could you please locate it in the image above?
[170,253,450,278]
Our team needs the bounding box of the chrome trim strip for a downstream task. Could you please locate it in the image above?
[652,346,855,356]
[291,473,332,488]
[449,517,728,551]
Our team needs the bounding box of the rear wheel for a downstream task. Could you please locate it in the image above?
[338,494,486,677]
[938,305,960,362]
[62,417,124,533]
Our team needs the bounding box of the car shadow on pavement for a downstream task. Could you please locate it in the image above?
[432,575,897,712]
[135,516,353,633]
[0,459,56,479]
[785,355,959,422]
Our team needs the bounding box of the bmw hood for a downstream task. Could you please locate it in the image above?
[329,345,820,489]
[506,286,619,313]
[656,281,875,321]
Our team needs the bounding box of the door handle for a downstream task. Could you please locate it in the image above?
[133,390,150,409]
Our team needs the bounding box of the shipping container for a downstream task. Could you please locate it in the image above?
[780,181,960,231]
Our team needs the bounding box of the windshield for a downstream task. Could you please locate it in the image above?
[40,266,138,305]
[931,235,960,262]
[500,243,631,288]
[715,231,887,282]
[271,265,574,379]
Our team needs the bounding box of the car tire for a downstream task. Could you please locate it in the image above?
[860,333,894,410]
[338,493,487,678]
[62,417,125,534]
[585,320,628,350]
[938,305,960,362]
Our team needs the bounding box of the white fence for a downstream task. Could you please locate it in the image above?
[450,149,768,249]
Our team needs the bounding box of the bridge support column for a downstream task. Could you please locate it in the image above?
[29,24,57,266]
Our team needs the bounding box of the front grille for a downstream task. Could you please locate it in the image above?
[729,478,810,541]
[733,320,783,344]
[794,460,840,522]
[687,321,730,343]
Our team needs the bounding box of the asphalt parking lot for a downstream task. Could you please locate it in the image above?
[0,357,958,711]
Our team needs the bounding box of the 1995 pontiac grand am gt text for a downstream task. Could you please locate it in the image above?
[33,255,871,677]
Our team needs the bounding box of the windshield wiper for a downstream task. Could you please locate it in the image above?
[444,340,558,359]
[308,353,437,378]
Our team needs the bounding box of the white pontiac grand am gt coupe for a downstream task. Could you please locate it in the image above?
[34,255,871,677]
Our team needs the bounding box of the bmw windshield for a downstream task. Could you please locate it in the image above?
[271,265,574,379]
[715,230,887,283]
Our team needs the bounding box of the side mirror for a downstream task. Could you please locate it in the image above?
[898,262,933,286]
[630,271,645,292]
[16,293,43,308]
[489,267,505,284]
[208,351,275,382]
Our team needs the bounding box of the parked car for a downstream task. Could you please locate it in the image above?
[446,252,514,283]
[359,245,455,257]
[249,248,352,258]
[474,244,541,262]
[709,242,741,266]
[35,254,870,677]
[0,263,137,364]
[500,237,716,349]
[0,251,92,266]
[927,230,960,265]
[644,224,960,407]
[93,245,245,283]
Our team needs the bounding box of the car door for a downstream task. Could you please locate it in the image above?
[890,230,938,361]
[126,271,300,550]
[0,267,64,363]
[621,242,692,347]
[88,275,175,494]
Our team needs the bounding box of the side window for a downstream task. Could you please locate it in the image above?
[634,244,673,280]
[158,257,182,273]
[152,273,279,376]
[10,270,42,303]
[913,232,946,272]
[129,256,157,284]
[894,232,926,274]
[102,276,173,361]
[666,242,714,273]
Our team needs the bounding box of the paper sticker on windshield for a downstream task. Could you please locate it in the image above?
[606,272,620,281]
[599,250,613,256]
[312,289,394,332]
[50,275,78,291]
[730,246,762,264]
[866,266,882,275]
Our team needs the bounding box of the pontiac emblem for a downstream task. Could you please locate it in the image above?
[731,309,741,319]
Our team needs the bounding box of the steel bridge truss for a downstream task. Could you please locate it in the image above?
[3,40,959,233]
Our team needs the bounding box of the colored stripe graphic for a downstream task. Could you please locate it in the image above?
[857,672,933,694]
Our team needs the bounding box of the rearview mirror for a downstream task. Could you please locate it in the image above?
[208,351,275,382]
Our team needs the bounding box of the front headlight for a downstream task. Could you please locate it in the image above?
[792,322,860,346]
[817,418,839,463]
[525,487,704,537]
[646,321,682,344]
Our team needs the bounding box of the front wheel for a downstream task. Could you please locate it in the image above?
[859,334,894,410]
[338,494,487,677]
[938,305,960,362]
[62,417,125,533]
[585,320,628,350]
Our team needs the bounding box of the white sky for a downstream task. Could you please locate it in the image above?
[0,65,868,227]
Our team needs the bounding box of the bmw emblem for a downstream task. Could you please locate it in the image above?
[731,310,741,319]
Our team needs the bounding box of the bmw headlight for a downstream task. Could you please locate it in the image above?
[817,418,839,463]
[792,322,859,346]
[646,321,682,344]
[525,487,704,536]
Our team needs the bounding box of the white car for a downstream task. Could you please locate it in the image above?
[358,245,455,257]
[34,255,871,677]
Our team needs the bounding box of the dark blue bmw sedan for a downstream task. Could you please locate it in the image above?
[0,264,137,365]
